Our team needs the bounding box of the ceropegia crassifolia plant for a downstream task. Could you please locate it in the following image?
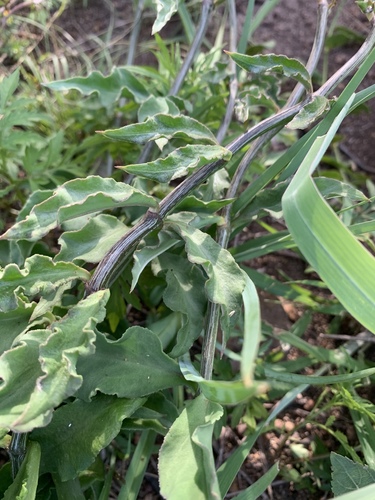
[1,0,375,498]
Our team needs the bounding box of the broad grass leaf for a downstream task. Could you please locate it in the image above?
[158,253,206,357]
[0,255,90,312]
[44,67,149,108]
[119,145,231,183]
[167,214,246,346]
[76,327,184,400]
[0,291,109,432]
[56,214,129,264]
[3,441,40,500]
[282,95,375,334]
[264,366,375,385]
[287,95,330,130]
[99,114,217,144]
[152,0,179,34]
[233,462,279,500]
[227,52,312,93]
[31,394,144,481]
[331,452,375,496]
[1,176,156,241]
[180,356,268,404]
[159,393,223,500]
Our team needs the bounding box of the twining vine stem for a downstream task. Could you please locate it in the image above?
[86,6,375,383]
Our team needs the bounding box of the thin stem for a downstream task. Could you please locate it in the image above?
[169,0,214,96]
[216,0,238,144]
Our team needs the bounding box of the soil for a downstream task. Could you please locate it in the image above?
[39,1,375,498]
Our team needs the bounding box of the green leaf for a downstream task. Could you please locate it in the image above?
[241,272,261,386]
[118,429,156,500]
[119,145,231,183]
[152,0,179,34]
[99,114,217,145]
[0,70,19,110]
[331,453,375,496]
[0,291,109,432]
[287,95,330,130]
[0,255,90,312]
[159,394,223,500]
[167,214,246,345]
[44,67,149,108]
[0,297,36,353]
[32,394,144,481]
[227,52,312,93]
[334,484,375,500]
[233,462,279,500]
[76,326,184,400]
[180,355,268,404]
[264,366,375,385]
[282,95,375,334]
[131,230,180,291]
[350,408,375,469]
[138,95,180,122]
[3,441,40,500]
[1,176,157,241]
[56,214,129,264]
[158,253,206,357]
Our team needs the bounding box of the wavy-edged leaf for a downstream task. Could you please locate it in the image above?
[44,67,149,108]
[3,441,40,500]
[158,253,206,357]
[131,230,180,291]
[175,195,233,213]
[167,214,246,345]
[138,95,180,121]
[56,214,129,264]
[282,95,375,334]
[119,144,231,183]
[159,393,223,500]
[0,290,109,432]
[227,52,312,93]
[0,297,36,353]
[0,255,90,312]
[152,0,179,34]
[76,326,184,401]
[180,356,268,404]
[1,176,157,241]
[99,113,217,144]
[32,394,144,481]
[287,95,330,130]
